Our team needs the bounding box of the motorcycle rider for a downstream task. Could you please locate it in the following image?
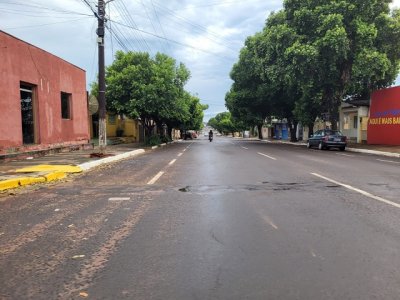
[209,130,213,142]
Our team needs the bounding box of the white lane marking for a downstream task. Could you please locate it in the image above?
[242,147,249,150]
[309,249,324,260]
[230,142,235,145]
[168,159,177,166]
[108,197,131,201]
[257,152,277,160]
[261,215,278,230]
[336,153,354,157]
[377,159,400,164]
[177,153,183,157]
[311,173,400,208]
[183,149,186,152]
[147,171,165,185]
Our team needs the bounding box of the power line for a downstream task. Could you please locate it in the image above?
[112,0,152,53]
[139,0,168,53]
[3,17,91,30]
[150,0,171,53]
[109,19,232,60]
[1,1,94,16]
[105,23,131,52]
[80,0,98,16]
[151,2,238,53]
[108,3,114,58]
[189,0,259,8]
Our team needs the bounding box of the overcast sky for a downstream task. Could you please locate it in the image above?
[2,0,400,121]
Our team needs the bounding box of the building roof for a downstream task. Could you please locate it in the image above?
[343,94,370,107]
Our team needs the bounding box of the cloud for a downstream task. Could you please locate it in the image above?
[1,0,281,120]
[3,0,397,121]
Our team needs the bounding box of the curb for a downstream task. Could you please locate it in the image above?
[44,171,67,181]
[346,147,400,158]
[0,149,146,192]
[78,149,145,171]
[0,172,63,191]
[0,178,20,191]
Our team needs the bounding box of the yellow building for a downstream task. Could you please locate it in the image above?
[90,113,141,142]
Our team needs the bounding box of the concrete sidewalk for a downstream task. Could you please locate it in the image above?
[0,143,150,192]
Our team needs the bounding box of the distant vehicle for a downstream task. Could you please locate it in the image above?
[307,129,347,151]
[183,131,197,140]
[183,132,192,140]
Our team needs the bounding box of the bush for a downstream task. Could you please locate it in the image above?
[145,135,162,146]
[161,135,172,143]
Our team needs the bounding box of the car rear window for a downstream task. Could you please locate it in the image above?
[325,130,343,136]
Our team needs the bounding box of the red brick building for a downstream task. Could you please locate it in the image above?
[0,31,90,156]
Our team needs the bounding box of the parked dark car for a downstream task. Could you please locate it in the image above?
[307,129,347,151]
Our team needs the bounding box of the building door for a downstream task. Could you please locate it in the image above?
[20,85,35,144]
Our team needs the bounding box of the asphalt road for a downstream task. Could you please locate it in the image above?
[1,137,400,299]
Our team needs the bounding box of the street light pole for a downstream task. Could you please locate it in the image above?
[97,0,106,153]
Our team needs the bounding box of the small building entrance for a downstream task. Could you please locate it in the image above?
[20,84,35,144]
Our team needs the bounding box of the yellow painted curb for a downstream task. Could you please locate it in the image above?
[15,165,82,174]
[19,177,46,186]
[44,172,67,181]
[0,179,20,191]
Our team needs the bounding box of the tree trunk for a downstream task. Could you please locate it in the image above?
[257,124,263,140]
[308,123,314,138]
[289,121,298,142]
[167,127,173,140]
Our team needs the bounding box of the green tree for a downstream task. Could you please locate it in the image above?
[256,12,301,141]
[226,34,272,139]
[92,50,206,140]
[208,112,244,136]
[284,0,400,128]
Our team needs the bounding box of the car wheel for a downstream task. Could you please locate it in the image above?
[340,146,345,151]
[318,142,324,150]
[307,141,311,148]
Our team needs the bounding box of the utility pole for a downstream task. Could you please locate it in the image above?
[97,0,106,153]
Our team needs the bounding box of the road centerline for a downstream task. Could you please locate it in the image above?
[168,159,177,166]
[311,173,400,208]
[257,152,277,160]
[108,197,131,201]
[147,171,165,185]
[262,216,278,230]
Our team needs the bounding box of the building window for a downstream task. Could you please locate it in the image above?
[353,115,358,129]
[61,92,71,119]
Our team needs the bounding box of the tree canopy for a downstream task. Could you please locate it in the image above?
[226,0,400,135]
[208,112,246,135]
[91,50,207,139]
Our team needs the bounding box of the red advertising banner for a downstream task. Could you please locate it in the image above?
[368,86,400,145]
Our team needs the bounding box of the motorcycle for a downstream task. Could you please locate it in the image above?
[209,135,213,142]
